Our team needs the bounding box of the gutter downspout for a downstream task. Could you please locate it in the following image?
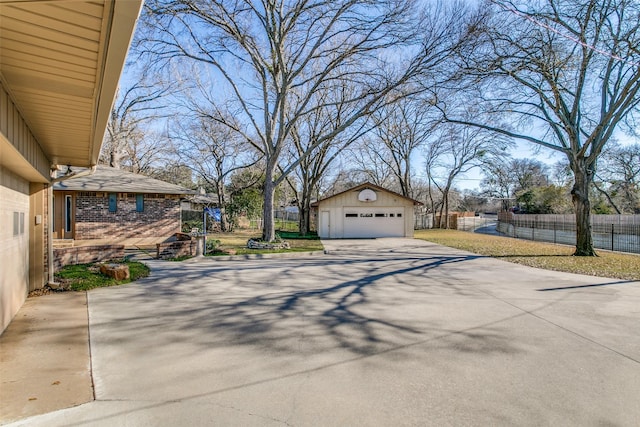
[48,165,97,286]
[47,184,55,286]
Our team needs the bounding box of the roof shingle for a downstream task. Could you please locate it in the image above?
[53,166,193,195]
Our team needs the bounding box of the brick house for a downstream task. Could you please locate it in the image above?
[53,166,192,241]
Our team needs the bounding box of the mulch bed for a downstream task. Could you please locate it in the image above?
[27,285,68,298]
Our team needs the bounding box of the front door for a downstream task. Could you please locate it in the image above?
[53,192,75,239]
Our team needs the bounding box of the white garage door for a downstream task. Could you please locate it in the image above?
[343,207,405,238]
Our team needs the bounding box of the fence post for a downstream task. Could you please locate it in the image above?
[532,216,535,241]
[611,223,615,251]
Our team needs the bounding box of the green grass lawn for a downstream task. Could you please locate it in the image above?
[414,229,640,281]
[54,260,150,291]
[205,229,324,256]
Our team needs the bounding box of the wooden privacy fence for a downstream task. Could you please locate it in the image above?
[414,213,459,229]
[497,213,640,254]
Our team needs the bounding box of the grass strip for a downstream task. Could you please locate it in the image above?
[204,230,324,256]
[414,229,640,281]
[54,261,150,291]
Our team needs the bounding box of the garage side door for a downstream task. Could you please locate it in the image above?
[343,207,405,238]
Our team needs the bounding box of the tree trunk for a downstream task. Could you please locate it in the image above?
[298,176,314,236]
[437,198,445,229]
[299,208,310,236]
[220,206,228,232]
[262,166,277,242]
[299,194,312,236]
[571,160,597,256]
[216,180,228,232]
[443,193,449,229]
[430,201,440,228]
[109,150,121,169]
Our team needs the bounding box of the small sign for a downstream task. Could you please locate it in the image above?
[205,207,221,222]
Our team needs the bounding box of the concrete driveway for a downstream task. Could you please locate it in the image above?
[9,238,640,426]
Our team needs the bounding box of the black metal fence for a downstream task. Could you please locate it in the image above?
[180,209,204,233]
[181,209,220,233]
[497,213,640,254]
[183,209,299,232]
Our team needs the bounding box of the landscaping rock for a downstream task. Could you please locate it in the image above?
[247,239,290,250]
[99,263,130,280]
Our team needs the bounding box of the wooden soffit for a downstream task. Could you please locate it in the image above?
[0,0,143,168]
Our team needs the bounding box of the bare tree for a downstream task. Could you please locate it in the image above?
[284,87,370,235]
[440,0,640,255]
[169,106,260,231]
[126,131,173,175]
[481,157,549,210]
[320,166,369,197]
[142,0,475,241]
[147,163,195,188]
[100,79,170,170]
[595,142,640,213]
[425,124,508,228]
[347,137,396,189]
[369,97,436,197]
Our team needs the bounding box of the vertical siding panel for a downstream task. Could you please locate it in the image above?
[22,121,27,159]
[0,87,7,135]
[6,96,13,142]
[21,117,26,157]
[14,101,19,146]
[0,83,51,180]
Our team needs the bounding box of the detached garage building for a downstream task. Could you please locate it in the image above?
[312,183,422,239]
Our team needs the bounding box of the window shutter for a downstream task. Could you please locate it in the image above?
[136,194,144,212]
[109,193,117,212]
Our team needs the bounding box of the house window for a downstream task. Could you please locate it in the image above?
[65,195,72,232]
[345,213,358,218]
[109,193,117,212]
[136,194,144,212]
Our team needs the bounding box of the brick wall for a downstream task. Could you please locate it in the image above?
[156,240,194,259]
[54,245,125,271]
[74,192,181,240]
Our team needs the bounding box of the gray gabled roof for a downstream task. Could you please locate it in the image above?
[53,166,193,195]
[311,182,423,207]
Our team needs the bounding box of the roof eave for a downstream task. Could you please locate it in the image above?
[313,182,423,206]
[89,0,144,166]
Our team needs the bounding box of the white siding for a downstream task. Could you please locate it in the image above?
[317,187,416,238]
[0,167,30,333]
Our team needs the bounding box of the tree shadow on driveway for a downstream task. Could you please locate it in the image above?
[89,251,533,359]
